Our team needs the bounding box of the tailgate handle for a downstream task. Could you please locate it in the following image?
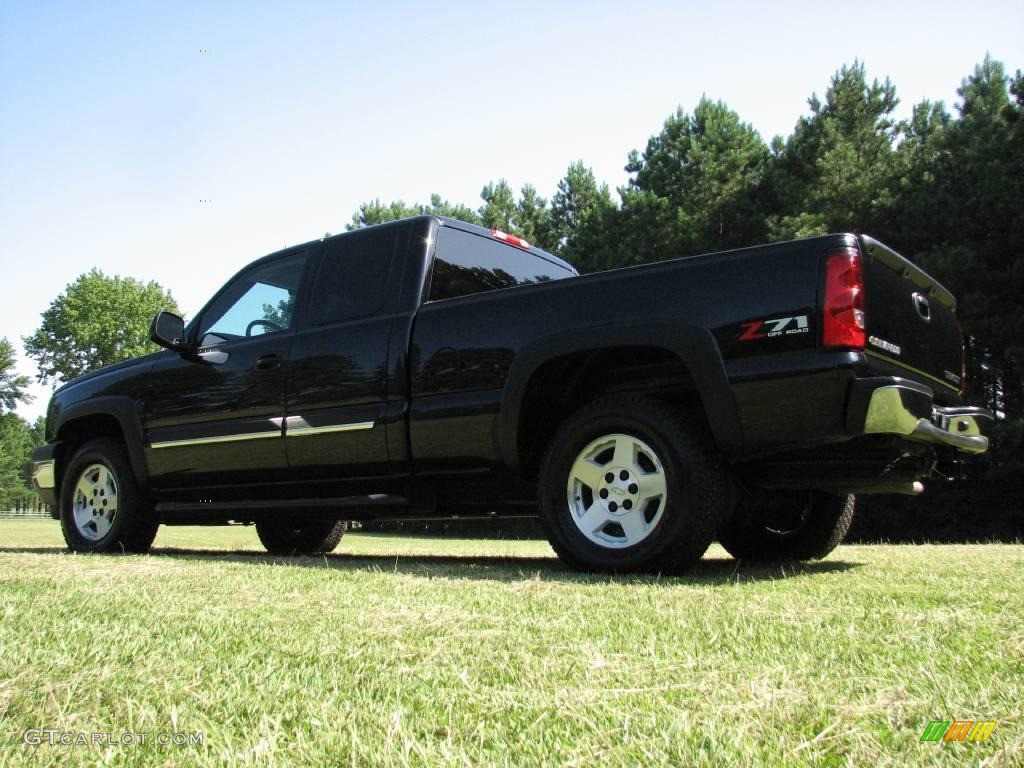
[912,292,931,322]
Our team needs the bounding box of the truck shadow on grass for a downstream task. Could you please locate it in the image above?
[0,543,861,583]
[145,547,861,584]
[0,544,860,583]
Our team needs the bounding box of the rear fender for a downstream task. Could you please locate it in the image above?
[499,322,742,474]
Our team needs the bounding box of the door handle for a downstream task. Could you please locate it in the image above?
[256,353,282,371]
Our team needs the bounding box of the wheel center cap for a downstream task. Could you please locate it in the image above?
[597,467,639,516]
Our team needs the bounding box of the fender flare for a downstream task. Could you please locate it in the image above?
[53,396,151,492]
[498,321,742,474]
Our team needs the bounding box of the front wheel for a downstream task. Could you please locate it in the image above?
[59,438,159,553]
[256,519,347,555]
[717,490,854,562]
[538,398,733,573]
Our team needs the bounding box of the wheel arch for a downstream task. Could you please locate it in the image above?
[499,322,742,480]
[52,397,150,497]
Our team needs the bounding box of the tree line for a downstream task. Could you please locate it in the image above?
[353,57,1021,416]
[5,56,1020,537]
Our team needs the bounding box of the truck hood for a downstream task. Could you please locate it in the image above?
[52,351,162,396]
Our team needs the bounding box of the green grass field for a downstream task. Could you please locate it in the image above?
[0,520,1020,767]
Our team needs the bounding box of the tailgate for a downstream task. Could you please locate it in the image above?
[859,236,963,399]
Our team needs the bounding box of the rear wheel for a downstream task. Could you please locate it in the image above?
[59,438,159,554]
[538,397,732,573]
[717,490,854,562]
[256,519,347,555]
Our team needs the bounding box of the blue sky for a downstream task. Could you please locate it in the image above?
[2,0,1022,420]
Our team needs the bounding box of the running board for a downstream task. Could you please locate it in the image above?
[157,494,408,524]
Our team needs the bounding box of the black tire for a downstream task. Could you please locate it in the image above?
[538,397,733,573]
[59,438,159,554]
[717,490,854,562]
[256,519,347,555]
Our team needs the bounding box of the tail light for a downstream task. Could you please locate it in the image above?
[823,248,866,349]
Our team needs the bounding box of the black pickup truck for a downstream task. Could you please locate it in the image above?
[31,217,992,571]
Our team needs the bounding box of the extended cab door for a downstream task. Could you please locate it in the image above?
[408,224,577,474]
[282,223,405,491]
[143,249,310,492]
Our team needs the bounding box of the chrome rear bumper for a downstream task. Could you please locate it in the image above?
[863,385,992,454]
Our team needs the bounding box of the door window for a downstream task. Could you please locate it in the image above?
[198,252,307,346]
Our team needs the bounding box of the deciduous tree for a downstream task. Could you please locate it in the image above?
[24,270,180,386]
[0,338,30,413]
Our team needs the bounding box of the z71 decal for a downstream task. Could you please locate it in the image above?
[739,315,810,341]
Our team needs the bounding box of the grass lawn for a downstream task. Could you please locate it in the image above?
[0,520,1020,767]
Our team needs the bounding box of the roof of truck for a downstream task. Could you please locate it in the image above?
[258,215,578,276]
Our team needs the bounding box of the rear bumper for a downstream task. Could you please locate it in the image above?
[733,371,992,493]
[31,443,60,510]
[848,378,992,454]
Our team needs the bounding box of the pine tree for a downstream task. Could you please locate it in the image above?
[622,97,770,258]
[479,180,517,232]
[514,184,553,249]
[550,162,616,271]
[767,61,901,240]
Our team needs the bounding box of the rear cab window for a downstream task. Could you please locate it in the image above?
[428,227,575,301]
[308,226,398,326]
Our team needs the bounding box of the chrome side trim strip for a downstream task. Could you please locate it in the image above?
[286,419,375,437]
[150,431,281,450]
[150,418,376,448]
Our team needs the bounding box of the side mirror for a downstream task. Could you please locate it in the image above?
[149,311,190,352]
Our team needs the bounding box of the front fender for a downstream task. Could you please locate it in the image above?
[52,396,150,492]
